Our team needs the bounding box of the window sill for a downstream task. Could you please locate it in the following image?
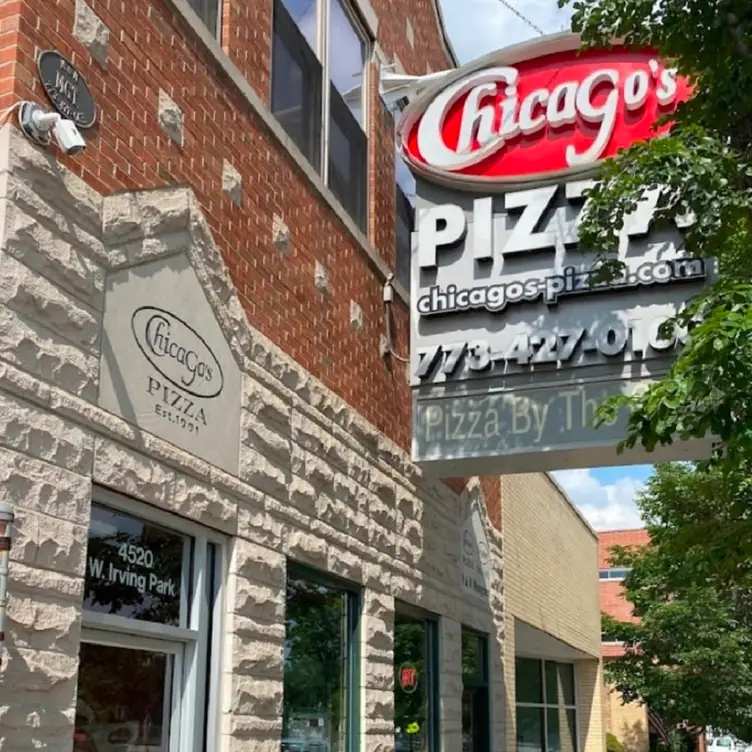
[166,0,406,305]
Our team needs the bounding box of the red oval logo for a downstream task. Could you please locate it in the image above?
[400,36,692,187]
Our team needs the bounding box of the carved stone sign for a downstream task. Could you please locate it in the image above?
[460,498,490,601]
[38,50,97,128]
[99,254,241,474]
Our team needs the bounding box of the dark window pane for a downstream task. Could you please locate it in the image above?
[545,662,558,706]
[517,706,544,752]
[187,0,218,36]
[328,85,367,230]
[328,0,366,124]
[75,643,171,750]
[394,614,429,752]
[396,185,413,293]
[272,0,322,170]
[283,577,350,752]
[516,658,543,704]
[547,707,561,752]
[462,631,484,681]
[279,0,318,51]
[463,688,490,752]
[84,505,186,626]
[559,664,575,706]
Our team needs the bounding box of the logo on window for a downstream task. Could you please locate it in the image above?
[399,663,419,694]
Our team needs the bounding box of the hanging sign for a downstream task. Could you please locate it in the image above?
[38,50,97,128]
[401,34,713,475]
[399,36,691,188]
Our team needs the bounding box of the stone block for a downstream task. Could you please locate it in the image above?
[231,538,285,586]
[158,89,184,146]
[0,306,98,402]
[11,507,87,576]
[237,505,286,549]
[284,529,327,569]
[364,689,393,719]
[7,594,81,653]
[0,448,91,524]
[231,677,283,717]
[233,579,285,622]
[73,0,109,66]
[172,473,237,533]
[2,199,106,306]
[10,561,83,600]
[238,446,290,502]
[272,214,290,256]
[222,160,242,205]
[0,392,94,474]
[231,634,284,679]
[231,612,285,646]
[350,299,363,331]
[314,260,329,295]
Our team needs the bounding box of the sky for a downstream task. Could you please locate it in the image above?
[438,0,653,533]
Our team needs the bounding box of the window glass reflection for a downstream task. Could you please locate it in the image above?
[280,0,318,51]
[394,614,429,751]
[84,505,186,626]
[74,643,171,751]
[283,577,349,752]
[328,0,366,125]
[517,706,544,752]
[516,657,543,704]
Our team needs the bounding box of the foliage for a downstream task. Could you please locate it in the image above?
[282,578,347,745]
[607,732,626,752]
[558,0,752,465]
[601,463,752,740]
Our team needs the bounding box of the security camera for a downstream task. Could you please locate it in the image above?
[51,118,86,155]
[18,102,86,155]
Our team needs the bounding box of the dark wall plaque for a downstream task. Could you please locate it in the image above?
[37,50,96,128]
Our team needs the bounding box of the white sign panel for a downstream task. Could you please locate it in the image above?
[99,254,241,474]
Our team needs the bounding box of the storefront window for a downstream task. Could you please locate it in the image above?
[75,643,172,750]
[515,658,578,752]
[394,610,439,752]
[282,565,360,752]
[76,495,224,752]
[462,628,490,752]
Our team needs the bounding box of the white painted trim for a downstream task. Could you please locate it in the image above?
[165,0,404,301]
[351,0,378,38]
[82,610,200,643]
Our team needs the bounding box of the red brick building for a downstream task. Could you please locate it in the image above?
[600,528,654,752]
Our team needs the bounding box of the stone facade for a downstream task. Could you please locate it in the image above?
[0,127,505,751]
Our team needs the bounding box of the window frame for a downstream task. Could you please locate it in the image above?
[515,658,579,752]
[186,0,222,40]
[393,601,442,752]
[599,568,632,581]
[80,487,227,752]
[271,0,371,228]
[283,560,362,752]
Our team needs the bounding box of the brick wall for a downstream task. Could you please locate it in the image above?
[0,0,453,460]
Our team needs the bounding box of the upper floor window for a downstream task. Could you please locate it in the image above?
[599,568,632,581]
[271,0,370,230]
[187,0,220,37]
